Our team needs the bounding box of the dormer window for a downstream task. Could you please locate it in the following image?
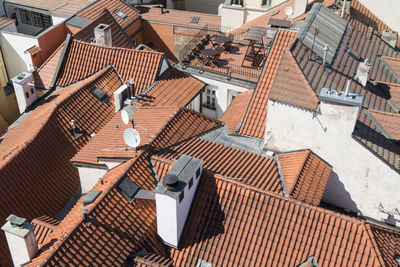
[114,9,127,20]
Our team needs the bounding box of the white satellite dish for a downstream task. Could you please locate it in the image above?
[123,128,141,148]
[121,105,137,124]
[285,6,293,17]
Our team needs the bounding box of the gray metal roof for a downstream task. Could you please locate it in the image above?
[297,3,348,65]
[65,16,92,29]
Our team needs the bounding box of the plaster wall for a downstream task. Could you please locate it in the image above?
[0,31,38,77]
[265,100,400,220]
[192,74,249,118]
[77,166,108,194]
[51,14,67,25]
[184,0,225,14]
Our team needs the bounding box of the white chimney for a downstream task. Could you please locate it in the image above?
[293,0,307,18]
[354,60,371,87]
[345,79,351,96]
[381,30,398,48]
[154,155,203,248]
[113,84,129,111]
[1,214,38,266]
[11,71,36,114]
[94,24,112,47]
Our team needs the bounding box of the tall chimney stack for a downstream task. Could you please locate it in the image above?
[94,24,112,47]
[2,214,38,266]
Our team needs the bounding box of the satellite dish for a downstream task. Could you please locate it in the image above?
[121,105,137,124]
[285,6,293,17]
[123,128,141,148]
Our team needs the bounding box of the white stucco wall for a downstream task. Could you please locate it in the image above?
[3,228,37,266]
[0,31,38,78]
[192,74,249,118]
[51,14,67,25]
[185,0,226,14]
[358,0,400,34]
[78,166,108,193]
[265,100,400,221]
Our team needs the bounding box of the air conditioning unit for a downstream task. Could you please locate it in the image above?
[114,84,130,111]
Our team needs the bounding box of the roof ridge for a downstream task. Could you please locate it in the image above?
[290,149,310,195]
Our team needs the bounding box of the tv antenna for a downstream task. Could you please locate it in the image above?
[285,6,293,19]
[123,128,141,148]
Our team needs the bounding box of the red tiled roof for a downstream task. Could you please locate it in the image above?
[220,91,252,133]
[31,216,60,247]
[0,66,123,266]
[369,109,400,140]
[376,81,400,110]
[269,50,320,111]
[36,39,164,93]
[157,137,283,193]
[57,40,163,93]
[345,0,400,47]
[381,56,400,79]
[139,7,221,28]
[74,12,133,49]
[28,155,166,266]
[368,223,400,267]
[34,42,65,89]
[77,0,141,29]
[239,30,296,138]
[133,253,173,267]
[278,150,332,205]
[168,173,387,267]
[5,0,96,16]
[138,69,205,108]
[151,156,174,181]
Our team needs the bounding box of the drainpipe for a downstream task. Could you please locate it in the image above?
[341,0,346,18]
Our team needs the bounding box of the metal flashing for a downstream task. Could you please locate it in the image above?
[49,34,73,90]
[65,16,92,28]
[319,87,363,107]
[82,191,102,205]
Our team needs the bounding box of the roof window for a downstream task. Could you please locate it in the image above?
[190,16,200,24]
[91,86,109,104]
[114,9,128,20]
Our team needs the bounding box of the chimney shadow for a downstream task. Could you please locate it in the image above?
[177,171,225,250]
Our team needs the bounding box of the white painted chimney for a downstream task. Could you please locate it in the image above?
[381,30,398,48]
[354,59,371,87]
[154,155,203,248]
[94,24,112,47]
[293,0,307,18]
[345,79,351,96]
[1,214,38,266]
[11,71,36,114]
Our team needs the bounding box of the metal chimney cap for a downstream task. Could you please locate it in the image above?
[163,174,179,189]
[6,214,26,227]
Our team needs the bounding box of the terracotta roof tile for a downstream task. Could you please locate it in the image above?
[36,39,164,92]
[381,56,400,80]
[220,91,252,133]
[138,69,205,108]
[239,30,296,138]
[0,66,123,266]
[376,81,400,111]
[368,109,400,141]
[31,216,60,247]
[139,7,220,28]
[368,224,400,267]
[167,173,387,267]
[345,0,400,47]
[157,137,283,193]
[278,150,332,205]
[5,0,96,16]
[133,253,173,267]
[74,12,133,49]
[77,0,141,29]
[269,50,320,111]
[33,42,65,89]
[151,155,173,181]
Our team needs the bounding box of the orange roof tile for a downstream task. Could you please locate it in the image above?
[133,253,173,267]
[77,0,141,29]
[5,0,96,16]
[31,216,59,247]
[157,137,283,193]
[168,173,387,267]
[278,150,332,205]
[138,69,205,108]
[74,12,133,49]
[151,155,174,181]
[220,91,252,133]
[239,30,296,138]
[139,7,221,28]
[269,50,320,111]
[54,39,163,94]
[368,223,400,267]
[344,0,400,47]
[0,66,124,266]
[375,81,400,111]
[368,109,400,140]
[381,56,400,80]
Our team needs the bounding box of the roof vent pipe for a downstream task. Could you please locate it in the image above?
[323,45,329,66]
[345,79,351,96]
[341,0,346,17]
